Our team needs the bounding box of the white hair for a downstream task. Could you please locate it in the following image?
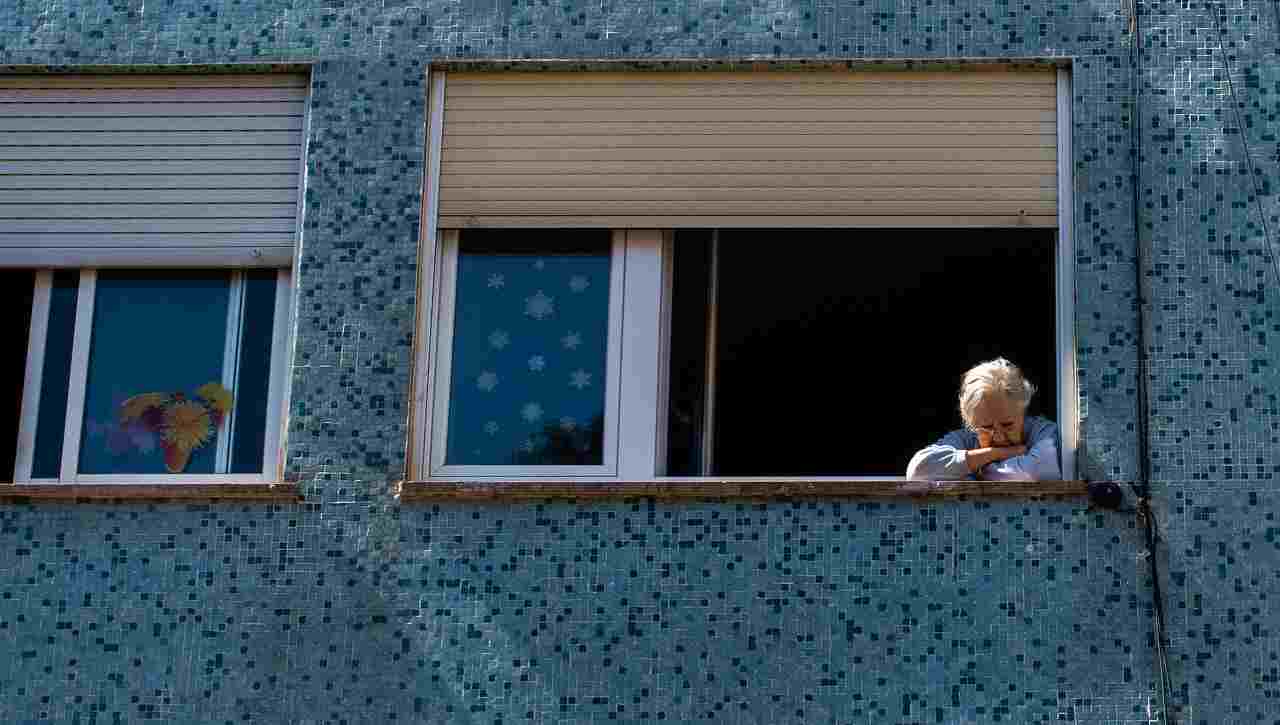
[958,357,1036,428]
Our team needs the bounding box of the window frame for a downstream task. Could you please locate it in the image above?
[414,229,667,479]
[410,65,1079,482]
[423,229,626,477]
[13,267,293,485]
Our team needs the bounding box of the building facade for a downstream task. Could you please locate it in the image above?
[1,0,1277,722]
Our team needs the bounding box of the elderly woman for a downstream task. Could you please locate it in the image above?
[906,358,1061,481]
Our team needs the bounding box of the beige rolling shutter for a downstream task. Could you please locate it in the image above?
[438,69,1057,228]
[0,73,307,267]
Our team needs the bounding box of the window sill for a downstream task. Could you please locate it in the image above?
[0,482,302,502]
[398,478,1089,501]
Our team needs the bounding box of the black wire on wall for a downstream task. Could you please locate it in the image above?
[1126,1,1176,721]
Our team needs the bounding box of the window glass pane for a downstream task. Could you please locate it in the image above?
[31,270,79,479]
[79,271,231,475]
[229,271,278,474]
[446,231,611,466]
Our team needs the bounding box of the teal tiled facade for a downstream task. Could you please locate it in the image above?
[2,1,1278,722]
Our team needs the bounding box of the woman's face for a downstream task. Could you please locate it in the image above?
[969,394,1025,447]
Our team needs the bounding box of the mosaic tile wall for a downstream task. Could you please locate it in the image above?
[0,0,1276,722]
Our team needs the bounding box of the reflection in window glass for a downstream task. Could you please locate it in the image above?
[75,271,280,476]
[446,233,611,466]
[229,271,278,474]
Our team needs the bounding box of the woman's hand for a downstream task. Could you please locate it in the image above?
[964,445,1028,473]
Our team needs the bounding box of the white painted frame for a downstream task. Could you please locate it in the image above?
[409,70,447,478]
[615,230,666,479]
[214,273,247,472]
[13,268,293,484]
[1056,65,1078,480]
[424,232,630,478]
[13,271,53,482]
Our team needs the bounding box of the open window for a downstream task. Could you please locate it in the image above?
[412,64,1077,482]
[663,229,1059,477]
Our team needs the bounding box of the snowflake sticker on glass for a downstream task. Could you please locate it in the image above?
[445,235,611,465]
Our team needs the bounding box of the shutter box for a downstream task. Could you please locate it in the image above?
[436,69,1057,229]
[0,73,308,267]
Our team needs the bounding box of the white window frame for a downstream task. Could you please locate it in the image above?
[1055,65,1078,481]
[411,65,1079,482]
[14,268,293,485]
[414,229,665,479]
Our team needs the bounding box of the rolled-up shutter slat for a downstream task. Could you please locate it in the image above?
[438,70,1057,229]
[443,147,1058,163]
[0,160,300,175]
[0,73,307,267]
[0,130,303,146]
[0,174,298,190]
[0,116,303,132]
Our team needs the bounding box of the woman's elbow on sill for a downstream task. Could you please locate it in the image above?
[904,448,969,481]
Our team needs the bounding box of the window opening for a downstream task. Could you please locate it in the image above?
[2,271,35,480]
[665,228,1058,477]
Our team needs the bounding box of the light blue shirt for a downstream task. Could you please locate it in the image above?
[905,416,1061,481]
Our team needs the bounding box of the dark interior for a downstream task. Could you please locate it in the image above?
[1,270,35,481]
[667,229,1057,477]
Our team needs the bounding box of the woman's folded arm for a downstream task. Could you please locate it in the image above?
[980,423,1061,481]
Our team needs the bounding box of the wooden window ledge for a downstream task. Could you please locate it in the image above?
[398,479,1090,501]
[0,483,302,502]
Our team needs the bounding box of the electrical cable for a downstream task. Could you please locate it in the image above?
[1127,2,1177,721]
[1131,482,1176,722]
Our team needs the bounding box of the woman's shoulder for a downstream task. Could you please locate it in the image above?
[1025,416,1059,441]
[937,427,977,448]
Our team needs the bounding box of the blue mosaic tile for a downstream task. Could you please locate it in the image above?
[0,0,1278,721]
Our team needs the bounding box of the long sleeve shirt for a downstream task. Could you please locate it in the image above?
[905,416,1061,481]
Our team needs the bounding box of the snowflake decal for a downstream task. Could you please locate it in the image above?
[488,329,510,350]
[569,369,592,390]
[487,273,505,289]
[521,438,538,453]
[483,421,500,436]
[521,402,544,423]
[533,259,546,271]
[561,331,582,350]
[559,416,577,432]
[569,275,590,293]
[527,355,547,372]
[475,371,498,392]
[524,290,555,320]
